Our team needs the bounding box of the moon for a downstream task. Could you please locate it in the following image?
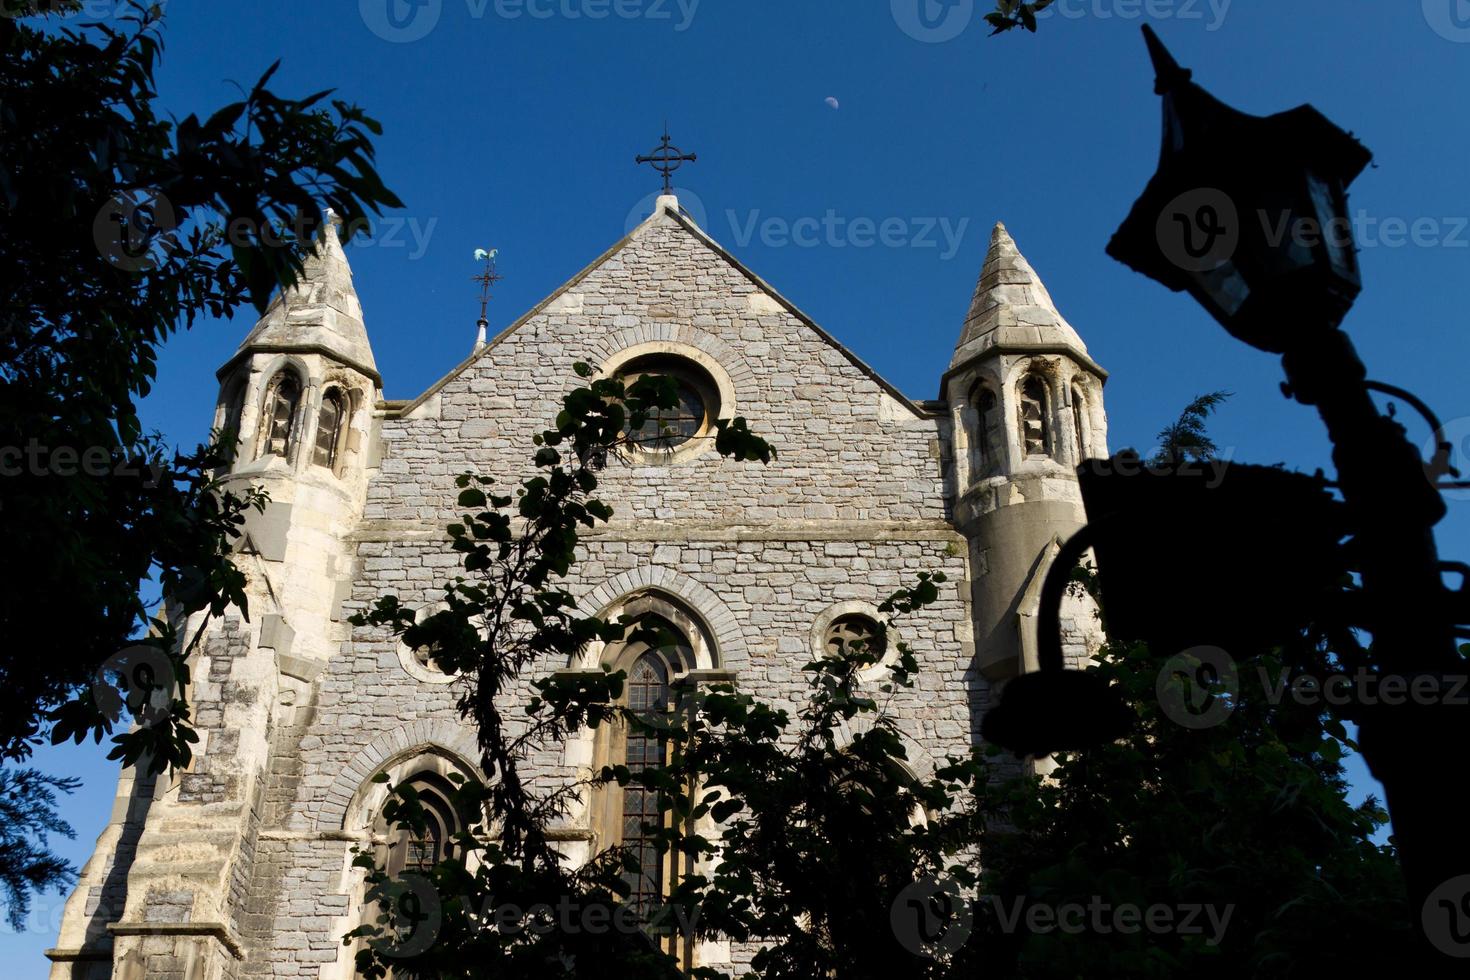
[824,96,840,110]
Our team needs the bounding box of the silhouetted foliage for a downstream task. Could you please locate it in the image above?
[349,385,1419,976]
[973,634,1411,977]
[349,368,992,978]
[1149,390,1232,467]
[0,0,398,921]
[985,0,1055,34]
[0,768,79,931]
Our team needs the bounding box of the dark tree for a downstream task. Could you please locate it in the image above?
[0,1,399,925]
[1149,390,1232,467]
[0,769,79,932]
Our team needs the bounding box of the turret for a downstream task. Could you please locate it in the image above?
[215,210,380,485]
[946,223,1109,682]
[48,216,382,979]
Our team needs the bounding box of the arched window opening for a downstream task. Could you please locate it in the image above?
[313,388,348,471]
[589,603,704,923]
[1018,376,1052,459]
[1071,386,1088,461]
[219,377,247,462]
[964,384,1003,480]
[622,650,672,914]
[260,372,302,460]
[382,772,462,878]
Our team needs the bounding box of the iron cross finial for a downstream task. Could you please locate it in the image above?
[636,126,697,194]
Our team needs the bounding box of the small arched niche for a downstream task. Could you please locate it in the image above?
[256,368,305,463]
[312,386,352,475]
[962,381,1004,481]
[1017,374,1054,461]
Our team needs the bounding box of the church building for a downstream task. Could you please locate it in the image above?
[48,190,1109,978]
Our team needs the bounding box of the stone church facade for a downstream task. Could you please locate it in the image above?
[48,194,1109,978]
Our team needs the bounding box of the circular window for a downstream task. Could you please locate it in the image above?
[812,604,899,684]
[619,356,717,452]
[824,614,887,660]
[397,604,459,685]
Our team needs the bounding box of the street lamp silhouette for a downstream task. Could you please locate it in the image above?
[1106,26,1372,355]
[997,23,1467,965]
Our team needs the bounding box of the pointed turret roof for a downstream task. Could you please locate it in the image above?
[949,223,1096,374]
[229,212,379,382]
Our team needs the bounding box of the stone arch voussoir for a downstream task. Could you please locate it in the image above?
[316,718,483,831]
[576,567,748,675]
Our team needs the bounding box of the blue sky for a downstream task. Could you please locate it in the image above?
[7,0,1470,969]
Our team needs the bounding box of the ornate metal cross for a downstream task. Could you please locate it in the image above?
[636,127,697,194]
[471,247,502,326]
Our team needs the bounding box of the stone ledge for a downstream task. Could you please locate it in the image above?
[106,920,245,959]
[544,828,595,842]
[44,946,113,963]
[257,829,365,842]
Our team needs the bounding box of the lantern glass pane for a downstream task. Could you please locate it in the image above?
[1308,173,1357,281]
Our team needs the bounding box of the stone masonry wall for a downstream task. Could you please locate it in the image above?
[233,210,986,977]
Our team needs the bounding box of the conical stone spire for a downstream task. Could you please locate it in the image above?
[950,222,1090,372]
[235,211,378,378]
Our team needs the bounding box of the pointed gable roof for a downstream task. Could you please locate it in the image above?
[949,223,1101,377]
[393,197,930,418]
[228,211,379,383]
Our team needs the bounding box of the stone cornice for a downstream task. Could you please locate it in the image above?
[106,921,245,959]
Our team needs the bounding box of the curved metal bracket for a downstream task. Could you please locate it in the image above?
[1036,524,1100,674]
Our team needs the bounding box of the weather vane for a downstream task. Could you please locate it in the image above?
[472,247,502,350]
[636,126,697,194]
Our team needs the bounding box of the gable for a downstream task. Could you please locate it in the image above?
[367,201,954,528]
[392,201,930,421]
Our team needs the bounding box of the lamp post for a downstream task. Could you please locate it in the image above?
[1104,25,1467,964]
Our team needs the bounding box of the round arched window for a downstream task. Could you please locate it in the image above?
[619,356,717,451]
